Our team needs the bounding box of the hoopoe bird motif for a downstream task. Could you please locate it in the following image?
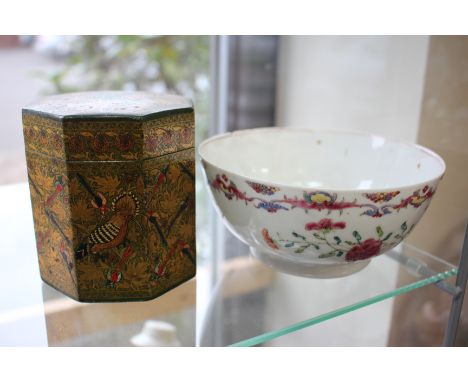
[75,191,140,260]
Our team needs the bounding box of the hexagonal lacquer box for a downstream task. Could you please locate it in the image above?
[22,91,195,302]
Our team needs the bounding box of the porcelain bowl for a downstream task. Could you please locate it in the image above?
[199,128,445,278]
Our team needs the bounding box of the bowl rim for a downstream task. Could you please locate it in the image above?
[198,127,446,193]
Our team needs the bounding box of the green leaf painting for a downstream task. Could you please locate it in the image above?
[376,226,383,237]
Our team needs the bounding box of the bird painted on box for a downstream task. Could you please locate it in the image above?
[91,192,108,214]
[179,242,195,265]
[45,176,65,207]
[153,241,195,280]
[76,173,108,214]
[75,191,140,260]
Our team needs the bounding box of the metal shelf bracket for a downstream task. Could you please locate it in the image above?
[443,223,468,346]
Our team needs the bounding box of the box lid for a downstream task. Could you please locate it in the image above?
[23,91,193,121]
[22,91,194,162]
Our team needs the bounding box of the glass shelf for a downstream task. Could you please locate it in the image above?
[198,243,458,347]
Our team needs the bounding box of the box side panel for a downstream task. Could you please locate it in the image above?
[143,148,196,298]
[24,151,78,298]
[143,111,194,159]
[66,160,153,301]
[23,113,78,298]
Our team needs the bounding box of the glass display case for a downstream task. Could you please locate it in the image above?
[1,178,466,347]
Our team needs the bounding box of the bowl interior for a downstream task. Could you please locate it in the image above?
[199,128,445,190]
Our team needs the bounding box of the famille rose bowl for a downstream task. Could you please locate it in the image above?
[198,128,445,278]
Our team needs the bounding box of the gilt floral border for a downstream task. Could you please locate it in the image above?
[210,173,435,218]
[23,112,194,162]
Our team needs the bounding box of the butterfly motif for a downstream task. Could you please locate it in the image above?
[246,181,280,195]
[364,191,400,203]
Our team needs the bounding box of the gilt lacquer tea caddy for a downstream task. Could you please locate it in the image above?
[23,91,196,302]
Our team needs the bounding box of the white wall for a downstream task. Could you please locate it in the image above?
[271,36,429,346]
[0,47,60,184]
[276,36,429,141]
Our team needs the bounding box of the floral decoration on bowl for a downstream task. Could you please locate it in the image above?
[199,128,445,278]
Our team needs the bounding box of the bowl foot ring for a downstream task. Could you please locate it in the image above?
[250,247,371,279]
